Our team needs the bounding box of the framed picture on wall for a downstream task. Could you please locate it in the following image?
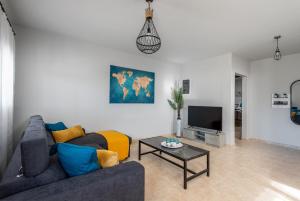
[271,93,290,108]
[109,65,155,104]
[182,79,190,94]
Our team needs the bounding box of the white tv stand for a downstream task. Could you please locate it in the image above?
[183,127,225,147]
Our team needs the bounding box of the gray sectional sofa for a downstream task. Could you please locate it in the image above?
[0,115,144,201]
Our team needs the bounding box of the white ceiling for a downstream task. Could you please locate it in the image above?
[6,0,300,64]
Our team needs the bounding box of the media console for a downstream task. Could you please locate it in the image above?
[183,127,225,147]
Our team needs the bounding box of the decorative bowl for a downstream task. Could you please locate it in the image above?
[161,138,183,149]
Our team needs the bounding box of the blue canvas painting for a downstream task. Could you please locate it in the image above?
[110,65,155,104]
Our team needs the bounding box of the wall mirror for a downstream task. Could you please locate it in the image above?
[290,80,300,125]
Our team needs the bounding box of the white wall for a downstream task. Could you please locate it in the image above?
[14,26,180,142]
[16,25,300,148]
[180,53,250,145]
[180,53,234,144]
[232,54,250,77]
[249,53,300,148]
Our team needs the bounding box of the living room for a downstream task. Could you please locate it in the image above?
[1,0,300,201]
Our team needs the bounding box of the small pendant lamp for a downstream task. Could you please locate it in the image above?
[274,35,282,61]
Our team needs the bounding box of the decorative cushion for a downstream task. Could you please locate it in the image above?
[52,125,85,143]
[45,122,67,132]
[49,143,102,156]
[57,143,100,177]
[96,150,119,168]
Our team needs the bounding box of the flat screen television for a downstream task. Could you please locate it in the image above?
[188,106,222,131]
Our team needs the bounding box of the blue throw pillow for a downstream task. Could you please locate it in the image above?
[57,143,100,177]
[45,122,67,132]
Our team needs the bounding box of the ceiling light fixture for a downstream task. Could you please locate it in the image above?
[274,35,282,61]
[136,0,161,54]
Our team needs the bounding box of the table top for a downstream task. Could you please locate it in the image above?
[139,136,209,161]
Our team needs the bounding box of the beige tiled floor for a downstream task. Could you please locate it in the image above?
[128,138,300,201]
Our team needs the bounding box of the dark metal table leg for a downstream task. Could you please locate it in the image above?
[138,141,141,161]
[207,152,210,177]
[184,160,187,189]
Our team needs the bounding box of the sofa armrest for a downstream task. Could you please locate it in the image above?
[2,161,144,201]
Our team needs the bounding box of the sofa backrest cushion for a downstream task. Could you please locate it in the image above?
[29,115,43,121]
[21,125,50,177]
[29,119,45,127]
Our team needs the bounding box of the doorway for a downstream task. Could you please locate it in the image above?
[235,75,243,140]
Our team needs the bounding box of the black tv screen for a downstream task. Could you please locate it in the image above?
[188,106,222,131]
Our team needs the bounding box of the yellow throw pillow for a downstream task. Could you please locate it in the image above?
[96,150,119,168]
[52,125,85,143]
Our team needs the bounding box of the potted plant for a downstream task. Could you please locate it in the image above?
[168,87,184,137]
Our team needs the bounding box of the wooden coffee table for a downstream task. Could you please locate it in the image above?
[138,136,209,189]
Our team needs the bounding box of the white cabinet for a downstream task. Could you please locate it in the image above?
[205,133,225,147]
[182,129,197,140]
[183,127,225,147]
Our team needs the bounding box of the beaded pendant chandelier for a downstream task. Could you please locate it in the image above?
[136,0,161,54]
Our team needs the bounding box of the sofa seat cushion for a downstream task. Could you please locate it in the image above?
[67,133,108,149]
[1,161,144,201]
[0,156,67,199]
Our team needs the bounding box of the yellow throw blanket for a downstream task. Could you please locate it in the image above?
[97,130,129,161]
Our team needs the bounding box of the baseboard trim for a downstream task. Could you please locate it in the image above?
[251,138,300,150]
[131,134,175,144]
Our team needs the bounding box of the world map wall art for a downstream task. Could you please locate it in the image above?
[109,65,155,104]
